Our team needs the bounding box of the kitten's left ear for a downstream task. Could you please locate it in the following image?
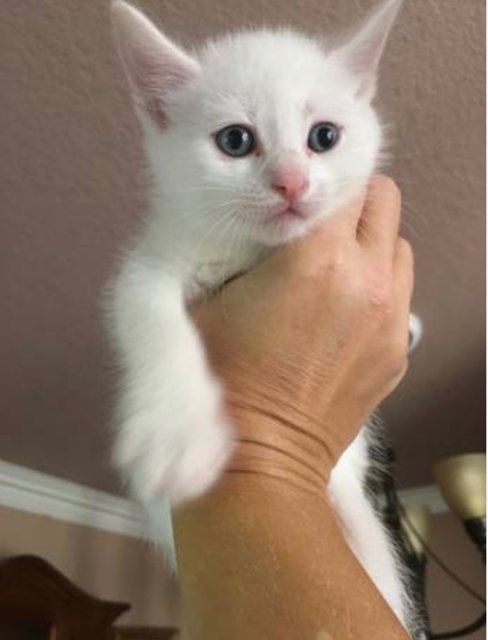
[335,0,404,101]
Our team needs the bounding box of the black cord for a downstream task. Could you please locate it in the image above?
[395,498,486,606]
[430,612,486,639]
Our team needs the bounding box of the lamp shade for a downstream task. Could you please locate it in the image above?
[434,454,486,520]
[400,503,432,557]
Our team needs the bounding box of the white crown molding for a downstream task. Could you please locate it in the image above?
[0,459,448,539]
[0,459,149,539]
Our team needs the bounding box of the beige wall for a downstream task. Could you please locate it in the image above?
[0,0,484,496]
[0,505,485,636]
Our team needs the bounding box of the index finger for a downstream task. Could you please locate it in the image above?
[357,175,402,261]
[279,189,367,269]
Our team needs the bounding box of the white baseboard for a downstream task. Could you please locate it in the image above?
[0,459,448,539]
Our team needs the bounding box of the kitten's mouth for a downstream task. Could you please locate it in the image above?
[266,204,309,224]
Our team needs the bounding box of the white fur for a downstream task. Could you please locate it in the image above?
[328,430,408,625]
[107,0,414,632]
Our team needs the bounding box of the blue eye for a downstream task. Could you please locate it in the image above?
[215,125,255,157]
[308,122,341,153]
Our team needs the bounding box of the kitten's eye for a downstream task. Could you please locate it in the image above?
[215,125,255,158]
[308,122,341,153]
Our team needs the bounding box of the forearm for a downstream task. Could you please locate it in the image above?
[172,470,410,640]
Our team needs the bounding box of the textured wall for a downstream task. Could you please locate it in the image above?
[0,0,485,492]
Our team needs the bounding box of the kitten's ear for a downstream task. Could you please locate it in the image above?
[335,0,403,101]
[112,1,199,127]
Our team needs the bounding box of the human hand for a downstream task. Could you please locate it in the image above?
[193,175,413,494]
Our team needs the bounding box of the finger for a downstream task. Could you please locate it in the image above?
[279,189,367,270]
[326,187,368,237]
[393,237,414,302]
[357,175,401,262]
[391,238,414,348]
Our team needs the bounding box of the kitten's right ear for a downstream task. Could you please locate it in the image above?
[334,0,403,102]
[111,1,199,128]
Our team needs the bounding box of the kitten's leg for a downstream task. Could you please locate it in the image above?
[328,432,410,631]
[107,257,234,512]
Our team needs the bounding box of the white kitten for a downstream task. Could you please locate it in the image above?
[107,1,424,636]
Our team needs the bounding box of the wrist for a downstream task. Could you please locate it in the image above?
[175,468,330,533]
[225,405,334,496]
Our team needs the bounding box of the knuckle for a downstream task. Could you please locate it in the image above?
[295,256,340,285]
[394,357,409,382]
[387,338,409,376]
[316,242,348,278]
[327,251,347,274]
[293,236,348,281]
[364,277,394,317]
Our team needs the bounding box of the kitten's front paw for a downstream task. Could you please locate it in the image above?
[153,414,234,503]
[115,401,234,505]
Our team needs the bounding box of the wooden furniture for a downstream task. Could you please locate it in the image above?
[0,555,178,640]
[117,628,178,639]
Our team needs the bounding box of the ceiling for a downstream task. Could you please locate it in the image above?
[0,0,485,494]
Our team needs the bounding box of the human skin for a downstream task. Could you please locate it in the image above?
[173,175,413,640]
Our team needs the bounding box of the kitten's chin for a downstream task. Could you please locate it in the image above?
[255,187,370,246]
[250,200,334,246]
[251,213,321,247]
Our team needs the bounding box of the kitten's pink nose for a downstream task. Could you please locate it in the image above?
[272,169,309,203]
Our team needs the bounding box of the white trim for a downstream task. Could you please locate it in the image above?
[0,459,448,539]
[0,459,149,539]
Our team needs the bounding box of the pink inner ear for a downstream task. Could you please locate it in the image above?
[113,2,198,128]
[346,36,385,77]
[126,44,194,128]
[337,0,403,99]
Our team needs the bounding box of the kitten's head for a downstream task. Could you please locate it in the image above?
[112,0,403,247]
